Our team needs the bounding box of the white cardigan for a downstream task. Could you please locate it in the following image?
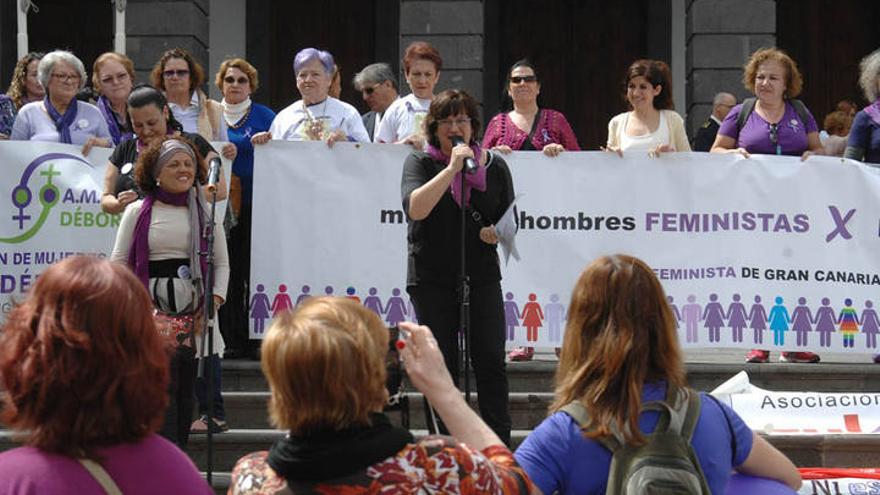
[606,109,691,152]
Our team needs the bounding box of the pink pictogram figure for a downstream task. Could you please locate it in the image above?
[520,293,544,343]
[271,284,294,318]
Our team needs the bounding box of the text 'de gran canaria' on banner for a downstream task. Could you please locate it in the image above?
[250,142,880,354]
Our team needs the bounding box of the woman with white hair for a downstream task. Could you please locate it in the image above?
[10,50,111,155]
[845,48,880,165]
[251,48,369,146]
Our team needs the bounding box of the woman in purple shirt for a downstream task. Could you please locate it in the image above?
[710,48,823,364]
[0,256,211,494]
[711,48,823,160]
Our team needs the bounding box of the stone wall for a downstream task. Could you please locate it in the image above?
[399,1,483,103]
[126,0,211,86]
[685,0,776,134]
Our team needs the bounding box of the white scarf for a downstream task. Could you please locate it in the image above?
[221,97,252,127]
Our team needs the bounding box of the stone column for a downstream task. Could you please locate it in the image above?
[686,0,775,135]
[399,1,484,104]
[126,0,210,85]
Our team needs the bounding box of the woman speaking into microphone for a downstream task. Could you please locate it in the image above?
[401,89,515,444]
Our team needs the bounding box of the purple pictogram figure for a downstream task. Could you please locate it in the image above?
[681,295,702,343]
[838,298,860,348]
[295,284,311,306]
[814,297,837,348]
[544,294,566,343]
[346,286,361,303]
[768,296,790,346]
[668,296,681,329]
[385,288,408,327]
[249,284,271,334]
[790,297,813,347]
[271,284,294,318]
[726,294,748,343]
[521,293,544,343]
[324,285,334,296]
[503,292,520,341]
[748,295,768,345]
[363,287,385,316]
[861,301,879,349]
[702,294,725,343]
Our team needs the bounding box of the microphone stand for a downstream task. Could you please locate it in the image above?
[198,182,219,486]
[458,168,472,404]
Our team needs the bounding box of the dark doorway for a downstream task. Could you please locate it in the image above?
[777,0,880,126]
[1,0,113,91]
[485,0,656,149]
[247,0,398,114]
[25,0,113,74]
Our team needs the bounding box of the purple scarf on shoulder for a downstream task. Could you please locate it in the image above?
[864,100,880,126]
[97,95,133,145]
[426,143,487,207]
[44,96,77,144]
[128,188,208,292]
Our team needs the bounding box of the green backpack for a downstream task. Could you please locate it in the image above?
[561,385,711,495]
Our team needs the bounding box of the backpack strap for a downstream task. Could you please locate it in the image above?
[789,99,812,129]
[78,458,123,495]
[737,97,811,133]
[736,97,757,133]
[559,401,622,453]
[641,385,701,441]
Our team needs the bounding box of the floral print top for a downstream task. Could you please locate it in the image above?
[228,435,534,494]
[0,95,16,137]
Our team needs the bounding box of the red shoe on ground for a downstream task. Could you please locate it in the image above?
[508,346,534,362]
[745,349,769,363]
[779,351,820,363]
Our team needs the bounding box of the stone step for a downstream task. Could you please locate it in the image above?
[184,429,880,473]
[225,391,554,430]
[222,359,880,393]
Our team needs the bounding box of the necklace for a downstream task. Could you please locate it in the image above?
[228,104,252,129]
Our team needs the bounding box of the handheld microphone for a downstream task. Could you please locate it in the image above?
[206,157,222,193]
[451,136,478,175]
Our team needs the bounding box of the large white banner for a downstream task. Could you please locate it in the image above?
[251,142,880,356]
[0,142,231,319]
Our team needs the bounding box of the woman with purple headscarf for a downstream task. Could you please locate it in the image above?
[10,50,111,155]
[252,48,369,146]
[111,136,229,448]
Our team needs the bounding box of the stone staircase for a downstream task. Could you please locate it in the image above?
[3,356,880,493]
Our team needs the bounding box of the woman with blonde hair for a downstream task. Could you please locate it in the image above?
[515,254,801,494]
[92,52,136,145]
[228,297,534,494]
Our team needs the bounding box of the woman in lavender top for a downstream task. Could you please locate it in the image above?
[845,49,880,164]
[11,50,111,155]
[711,48,823,160]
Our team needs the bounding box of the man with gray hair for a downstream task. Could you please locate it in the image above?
[352,63,399,142]
[692,92,736,151]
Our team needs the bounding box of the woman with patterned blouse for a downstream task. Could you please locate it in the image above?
[228,297,535,494]
[482,59,580,157]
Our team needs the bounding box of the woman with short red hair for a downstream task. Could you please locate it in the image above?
[376,41,443,148]
[0,256,212,493]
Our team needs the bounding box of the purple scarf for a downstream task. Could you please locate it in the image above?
[864,100,880,126]
[128,188,208,293]
[44,96,77,144]
[426,143,487,207]
[97,95,133,145]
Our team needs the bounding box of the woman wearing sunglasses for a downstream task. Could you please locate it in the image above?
[150,48,226,143]
[483,59,579,362]
[483,59,579,159]
[92,52,136,145]
[711,47,823,364]
[211,58,275,360]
